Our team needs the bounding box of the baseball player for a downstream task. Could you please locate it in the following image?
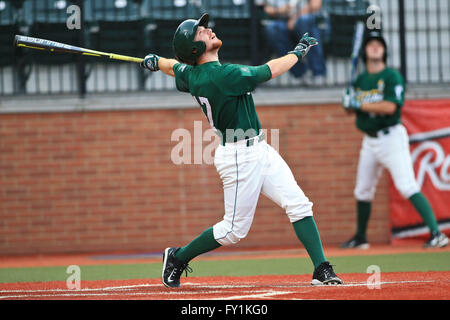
[141,13,342,287]
[340,30,449,249]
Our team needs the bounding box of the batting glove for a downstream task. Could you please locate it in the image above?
[288,33,318,59]
[342,88,361,110]
[141,53,160,72]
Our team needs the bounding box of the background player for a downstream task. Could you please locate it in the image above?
[340,30,449,249]
[141,13,342,287]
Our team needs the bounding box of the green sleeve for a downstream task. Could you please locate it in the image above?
[218,64,272,96]
[383,70,405,107]
[173,63,193,93]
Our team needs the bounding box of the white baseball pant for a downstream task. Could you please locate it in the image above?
[354,123,420,201]
[212,135,313,246]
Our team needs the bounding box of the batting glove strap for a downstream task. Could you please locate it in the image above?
[342,89,362,110]
[141,54,160,72]
[350,98,362,110]
[288,32,318,59]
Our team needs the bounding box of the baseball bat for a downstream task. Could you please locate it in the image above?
[348,21,365,89]
[14,35,144,64]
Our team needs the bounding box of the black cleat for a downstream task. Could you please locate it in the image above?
[424,231,449,248]
[161,247,192,288]
[340,235,370,249]
[311,261,343,285]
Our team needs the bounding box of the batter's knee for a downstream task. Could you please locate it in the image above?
[354,185,376,202]
[213,222,249,246]
[396,183,420,199]
[286,201,314,223]
[215,231,243,246]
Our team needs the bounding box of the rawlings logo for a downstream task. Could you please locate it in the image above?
[411,140,450,190]
[21,36,73,50]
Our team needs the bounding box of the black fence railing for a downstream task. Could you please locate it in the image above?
[0,0,449,97]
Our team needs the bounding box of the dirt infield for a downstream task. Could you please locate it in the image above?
[1,243,445,268]
[1,272,449,300]
[1,245,449,300]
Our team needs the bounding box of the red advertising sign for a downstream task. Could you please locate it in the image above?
[390,99,450,240]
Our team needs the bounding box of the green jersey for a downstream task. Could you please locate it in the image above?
[173,61,272,143]
[353,67,405,133]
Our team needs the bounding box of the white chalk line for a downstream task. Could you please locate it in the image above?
[0,289,281,300]
[184,279,441,289]
[0,283,161,293]
[0,279,445,300]
[215,290,296,300]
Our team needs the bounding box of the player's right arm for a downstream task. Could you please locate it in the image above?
[266,32,318,79]
[158,57,178,77]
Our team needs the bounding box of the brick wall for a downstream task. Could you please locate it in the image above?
[0,104,390,255]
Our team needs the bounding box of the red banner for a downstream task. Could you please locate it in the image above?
[389,99,450,240]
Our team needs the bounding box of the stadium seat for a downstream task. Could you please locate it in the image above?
[204,0,250,19]
[23,0,72,24]
[84,0,148,59]
[88,20,145,58]
[212,17,252,62]
[0,24,20,66]
[204,0,252,62]
[0,0,22,66]
[28,22,81,64]
[322,0,370,57]
[84,0,140,22]
[140,0,200,57]
[22,0,84,64]
[0,1,29,94]
[323,0,369,16]
[0,0,19,25]
[141,0,198,20]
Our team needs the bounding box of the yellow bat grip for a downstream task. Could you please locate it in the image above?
[82,48,143,63]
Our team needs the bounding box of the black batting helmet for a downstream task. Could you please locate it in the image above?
[361,30,387,63]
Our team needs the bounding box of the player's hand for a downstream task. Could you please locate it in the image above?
[342,88,361,110]
[288,33,318,59]
[141,53,160,72]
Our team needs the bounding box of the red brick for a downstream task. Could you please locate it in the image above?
[0,105,393,254]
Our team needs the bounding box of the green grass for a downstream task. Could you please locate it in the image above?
[0,252,449,283]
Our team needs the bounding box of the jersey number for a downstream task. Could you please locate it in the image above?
[198,96,215,129]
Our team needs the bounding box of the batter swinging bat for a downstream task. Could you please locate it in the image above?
[348,21,365,89]
[14,35,144,64]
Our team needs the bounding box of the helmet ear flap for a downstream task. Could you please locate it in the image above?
[192,40,206,56]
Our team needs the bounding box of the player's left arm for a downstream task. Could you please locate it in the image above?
[344,95,397,115]
[359,101,397,115]
[267,32,318,79]
[344,71,404,115]
[141,54,177,77]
